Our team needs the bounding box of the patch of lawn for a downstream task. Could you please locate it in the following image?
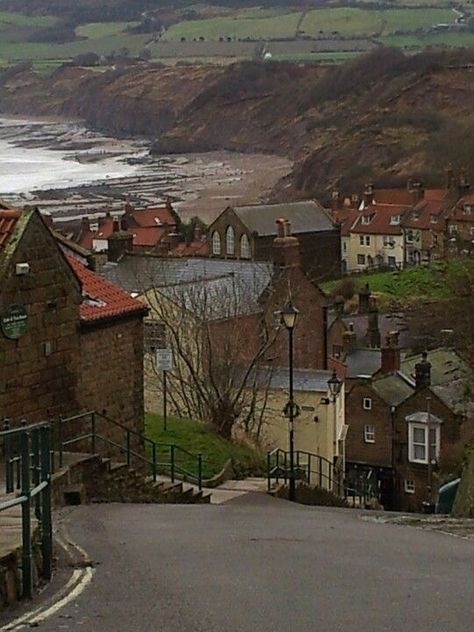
[145,413,265,480]
[322,260,474,308]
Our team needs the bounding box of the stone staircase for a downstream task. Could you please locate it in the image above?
[54,453,211,506]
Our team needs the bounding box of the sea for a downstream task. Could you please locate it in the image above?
[0,117,145,196]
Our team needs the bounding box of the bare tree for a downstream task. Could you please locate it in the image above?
[142,265,280,438]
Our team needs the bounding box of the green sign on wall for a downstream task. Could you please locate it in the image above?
[1,304,28,340]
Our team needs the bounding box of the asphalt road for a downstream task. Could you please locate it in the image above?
[3,494,474,631]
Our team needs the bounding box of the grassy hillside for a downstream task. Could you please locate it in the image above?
[322,260,474,308]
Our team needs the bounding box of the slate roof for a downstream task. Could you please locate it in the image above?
[346,349,383,379]
[101,254,273,296]
[258,368,333,393]
[67,255,148,324]
[232,201,334,236]
[338,312,411,349]
[158,272,268,321]
[372,348,473,414]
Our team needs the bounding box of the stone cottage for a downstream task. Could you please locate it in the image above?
[0,206,147,436]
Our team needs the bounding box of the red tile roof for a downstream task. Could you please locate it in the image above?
[403,199,448,230]
[351,204,410,235]
[130,207,176,229]
[172,239,209,257]
[373,189,415,205]
[451,194,474,222]
[331,208,360,237]
[0,209,21,252]
[131,226,166,248]
[66,255,147,323]
[78,207,176,251]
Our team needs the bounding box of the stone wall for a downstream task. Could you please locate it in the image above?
[78,317,145,439]
[0,212,81,424]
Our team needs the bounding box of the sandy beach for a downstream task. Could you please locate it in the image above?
[0,118,292,224]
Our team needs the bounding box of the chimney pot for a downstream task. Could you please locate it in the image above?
[358,283,370,314]
[273,218,300,268]
[381,331,401,374]
[415,352,431,390]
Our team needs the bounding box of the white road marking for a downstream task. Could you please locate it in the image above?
[1,531,95,630]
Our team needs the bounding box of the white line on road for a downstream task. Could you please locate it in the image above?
[0,532,95,631]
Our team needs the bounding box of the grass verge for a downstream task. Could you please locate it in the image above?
[145,413,265,480]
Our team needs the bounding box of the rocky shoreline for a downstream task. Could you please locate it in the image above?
[0,119,291,225]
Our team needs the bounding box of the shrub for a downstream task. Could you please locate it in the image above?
[331,277,355,300]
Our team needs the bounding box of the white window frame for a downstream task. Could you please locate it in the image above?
[365,235,370,246]
[364,425,375,443]
[357,254,366,266]
[359,235,364,246]
[225,226,235,256]
[404,480,415,494]
[408,422,440,465]
[211,231,221,255]
[390,215,401,225]
[363,397,372,410]
[240,233,250,259]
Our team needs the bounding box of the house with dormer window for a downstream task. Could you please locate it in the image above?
[346,203,410,271]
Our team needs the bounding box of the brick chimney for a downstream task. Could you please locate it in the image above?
[363,183,374,206]
[342,323,356,355]
[458,167,470,195]
[415,351,431,390]
[273,219,300,268]
[381,331,400,375]
[358,283,370,314]
[334,295,344,317]
[366,296,381,348]
[107,217,133,262]
[331,190,342,211]
[445,165,454,189]
[412,181,425,202]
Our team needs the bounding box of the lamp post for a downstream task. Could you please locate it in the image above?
[281,301,299,501]
[327,370,343,492]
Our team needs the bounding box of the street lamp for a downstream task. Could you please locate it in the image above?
[281,301,299,501]
[327,370,342,401]
[327,370,343,493]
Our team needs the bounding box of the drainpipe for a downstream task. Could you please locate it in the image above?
[323,306,328,370]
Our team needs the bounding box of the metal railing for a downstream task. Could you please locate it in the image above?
[267,448,377,508]
[0,420,52,599]
[57,411,203,490]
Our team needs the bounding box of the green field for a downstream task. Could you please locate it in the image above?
[270,51,362,62]
[0,32,151,61]
[300,7,456,37]
[145,414,265,480]
[163,8,303,41]
[76,21,139,39]
[0,4,471,66]
[0,10,57,28]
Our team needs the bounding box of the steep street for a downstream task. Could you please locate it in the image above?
[3,494,473,631]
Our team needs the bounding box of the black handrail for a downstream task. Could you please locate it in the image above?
[57,411,203,490]
[267,448,377,507]
[1,420,52,599]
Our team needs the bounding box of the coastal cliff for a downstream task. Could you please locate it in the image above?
[1,49,474,198]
